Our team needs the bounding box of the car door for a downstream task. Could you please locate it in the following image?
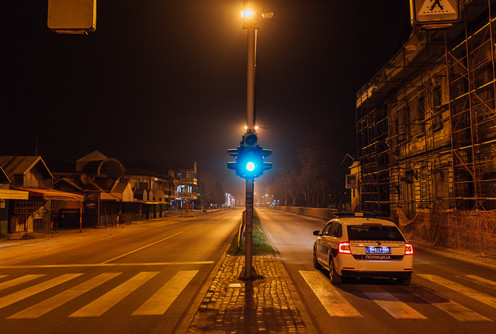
[327,222,342,263]
[316,222,333,264]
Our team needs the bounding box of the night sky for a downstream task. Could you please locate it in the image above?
[0,0,411,197]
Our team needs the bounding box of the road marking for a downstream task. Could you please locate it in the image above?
[0,261,213,269]
[8,272,121,319]
[102,232,184,264]
[69,271,159,317]
[0,274,45,291]
[0,274,82,309]
[465,275,496,289]
[419,274,496,309]
[411,285,491,322]
[132,270,198,315]
[0,275,6,279]
[359,286,427,319]
[299,271,362,317]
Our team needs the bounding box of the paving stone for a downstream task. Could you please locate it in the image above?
[186,255,307,334]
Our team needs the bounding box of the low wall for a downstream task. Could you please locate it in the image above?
[275,206,336,220]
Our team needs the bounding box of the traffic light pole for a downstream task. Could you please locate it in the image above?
[239,24,258,281]
[239,177,258,280]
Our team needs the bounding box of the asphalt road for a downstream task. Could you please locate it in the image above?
[0,209,241,334]
[257,207,496,334]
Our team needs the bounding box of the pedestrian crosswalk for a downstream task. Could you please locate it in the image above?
[1,269,495,322]
[299,270,496,322]
[0,270,198,319]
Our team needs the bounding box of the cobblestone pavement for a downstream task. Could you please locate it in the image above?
[186,255,307,334]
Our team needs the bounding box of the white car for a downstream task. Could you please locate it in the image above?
[313,214,413,285]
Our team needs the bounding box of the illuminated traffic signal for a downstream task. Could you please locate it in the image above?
[228,132,272,178]
[227,145,272,179]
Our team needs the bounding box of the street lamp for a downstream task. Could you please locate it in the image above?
[236,1,273,281]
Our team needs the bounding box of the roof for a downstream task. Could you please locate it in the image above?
[333,217,395,226]
[0,167,10,184]
[0,188,29,200]
[10,187,84,201]
[76,150,108,171]
[0,156,53,180]
[111,181,130,194]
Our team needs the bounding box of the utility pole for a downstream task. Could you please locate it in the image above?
[228,1,273,281]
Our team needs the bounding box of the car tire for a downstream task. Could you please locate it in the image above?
[329,257,342,284]
[313,249,322,270]
[398,273,412,286]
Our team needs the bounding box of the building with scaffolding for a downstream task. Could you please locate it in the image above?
[355,0,496,255]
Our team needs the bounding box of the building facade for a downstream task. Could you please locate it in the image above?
[356,0,496,255]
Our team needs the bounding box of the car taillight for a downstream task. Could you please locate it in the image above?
[404,243,413,255]
[338,242,352,254]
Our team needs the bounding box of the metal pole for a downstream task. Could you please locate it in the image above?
[246,27,256,132]
[240,177,257,280]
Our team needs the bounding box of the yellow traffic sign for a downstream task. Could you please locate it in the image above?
[410,0,460,25]
[47,0,96,34]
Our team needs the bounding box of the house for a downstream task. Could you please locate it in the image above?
[127,161,199,210]
[0,167,29,237]
[0,156,83,234]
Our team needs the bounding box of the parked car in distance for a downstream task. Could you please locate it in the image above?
[313,213,413,285]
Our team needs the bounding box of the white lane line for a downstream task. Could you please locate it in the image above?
[411,285,491,322]
[299,270,362,317]
[8,272,121,319]
[69,271,159,317]
[359,286,427,319]
[0,275,45,291]
[419,274,496,309]
[102,232,184,264]
[465,275,496,289]
[132,270,198,315]
[0,274,82,309]
[0,261,213,269]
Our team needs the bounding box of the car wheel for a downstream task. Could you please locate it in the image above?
[329,257,342,284]
[398,273,412,286]
[313,249,322,269]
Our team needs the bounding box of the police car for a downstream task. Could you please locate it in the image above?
[313,213,413,285]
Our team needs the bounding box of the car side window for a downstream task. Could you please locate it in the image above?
[321,223,332,235]
[329,222,341,237]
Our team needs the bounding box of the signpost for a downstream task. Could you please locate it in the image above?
[47,0,97,34]
[410,0,460,28]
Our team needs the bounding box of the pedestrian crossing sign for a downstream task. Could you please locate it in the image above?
[410,0,460,25]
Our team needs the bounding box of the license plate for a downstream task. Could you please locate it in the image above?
[366,246,391,254]
[365,255,392,260]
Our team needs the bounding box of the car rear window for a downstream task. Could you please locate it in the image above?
[347,225,405,241]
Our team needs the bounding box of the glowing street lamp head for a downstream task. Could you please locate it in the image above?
[241,9,255,19]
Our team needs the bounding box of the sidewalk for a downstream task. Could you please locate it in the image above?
[186,255,308,334]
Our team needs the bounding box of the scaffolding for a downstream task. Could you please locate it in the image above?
[356,0,496,255]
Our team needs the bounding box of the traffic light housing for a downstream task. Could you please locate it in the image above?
[227,145,272,179]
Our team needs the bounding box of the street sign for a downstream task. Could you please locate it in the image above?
[410,0,460,25]
[47,0,96,34]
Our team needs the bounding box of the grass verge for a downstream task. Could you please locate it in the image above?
[227,212,276,255]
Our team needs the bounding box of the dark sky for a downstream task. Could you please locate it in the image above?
[0,0,411,197]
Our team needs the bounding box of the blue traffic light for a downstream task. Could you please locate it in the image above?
[227,144,272,179]
[246,161,256,172]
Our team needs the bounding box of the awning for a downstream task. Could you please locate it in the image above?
[0,188,29,200]
[137,200,169,205]
[100,192,121,201]
[10,187,84,201]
